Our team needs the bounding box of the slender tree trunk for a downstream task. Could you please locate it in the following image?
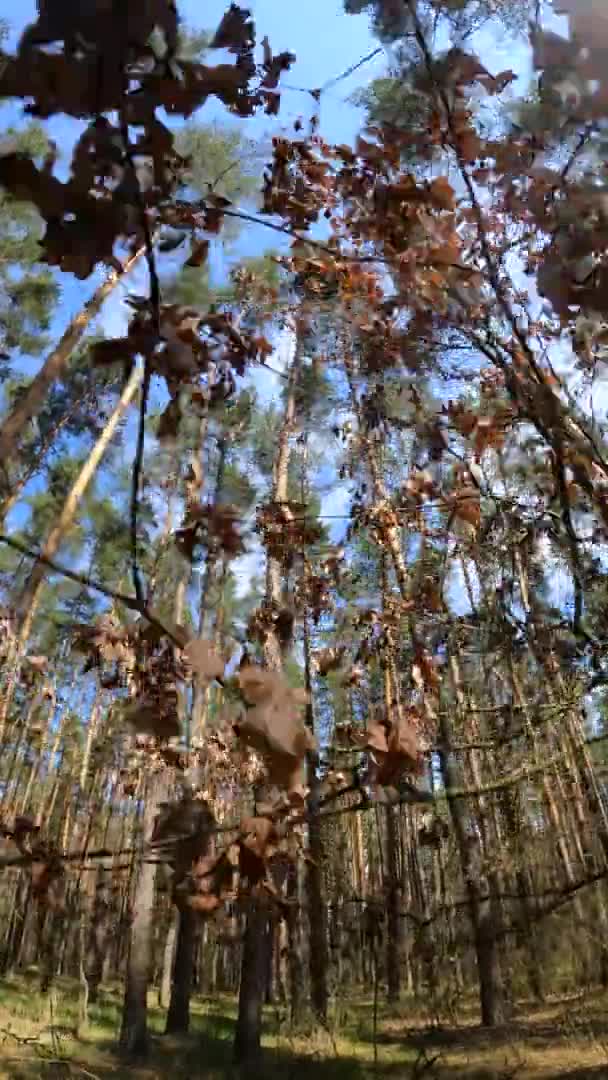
[449,648,511,1019]
[303,609,329,1024]
[165,908,197,1033]
[0,382,103,520]
[119,775,165,1060]
[165,431,207,1033]
[0,365,144,749]
[160,913,178,1011]
[87,869,112,1004]
[18,364,144,634]
[510,665,593,985]
[25,709,64,824]
[0,247,144,478]
[286,856,304,1025]
[500,783,545,1002]
[1,874,31,975]
[234,900,270,1063]
[385,805,401,1003]
[234,330,302,1064]
[380,570,402,1004]
[79,694,101,794]
[438,705,506,1027]
[345,355,409,596]
[297,387,330,1026]
[191,436,227,737]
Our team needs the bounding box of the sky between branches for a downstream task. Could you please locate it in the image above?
[0,0,576,608]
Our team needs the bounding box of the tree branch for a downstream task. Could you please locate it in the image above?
[0,533,181,646]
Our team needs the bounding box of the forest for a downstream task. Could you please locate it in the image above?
[1,0,608,1077]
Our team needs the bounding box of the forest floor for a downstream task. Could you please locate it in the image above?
[0,975,606,1078]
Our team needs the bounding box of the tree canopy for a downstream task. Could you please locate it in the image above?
[1,0,608,1074]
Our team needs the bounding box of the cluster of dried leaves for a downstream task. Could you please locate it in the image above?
[70,613,316,800]
[7,0,608,915]
[167,798,295,916]
[0,3,293,281]
[1,816,64,911]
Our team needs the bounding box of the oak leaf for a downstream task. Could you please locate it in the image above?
[185,238,210,268]
[211,5,254,51]
[184,639,225,685]
[234,666,315,793]
[451,485,481,528]
[122,699,180,740]
[315,646,345,676]
[428,177,455,211]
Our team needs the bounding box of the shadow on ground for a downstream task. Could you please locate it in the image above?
[0,1015,542,1080]
[1,980,608,1079]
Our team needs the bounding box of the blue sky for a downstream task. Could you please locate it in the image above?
[0,0,383,373]
[0,0,538,369]
[0,0,555,606]
[176,0,380,145]
[1,0,381,143]
[0,0,385,585]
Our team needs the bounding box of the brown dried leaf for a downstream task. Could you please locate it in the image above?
[366,718,389,754]
[211,4,254,51]
[235,666,315,793]
[185,238,210,268]
[387,710,420,772]
[240,816,277,859]
[25,655,48,673]
[184,639,225,685]
[315,646,345,676]
[187,893,222,913]
[237,666,279,705]
[122,699,180,740]
[428,176,455,211]
[412,650,441,693]
[157,398,182,443]
[451,485,480,528]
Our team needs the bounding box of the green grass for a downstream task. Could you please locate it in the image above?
[0,974,409,1079]
[0,975,606,1078]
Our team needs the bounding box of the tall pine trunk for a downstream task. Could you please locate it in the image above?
[164,418,207,1036]
[165,908,197,1033]
[234,332,302,1063]
[119,776,164,1060]
[438,705,506,1027]
[303,606,329,1023]
[0,247,144,480]
[0,365,144,748]
[385,805,401,1003]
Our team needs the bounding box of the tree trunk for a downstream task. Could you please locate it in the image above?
[510,665,594,986]
[438,706,506,1027]
[298,394,330,1026]
[0,247,144,480]
[286,857,304,1025]
[379,574,402,1004]
[0,365,144,749]
[76,912,90,1038]
[160,913,178,1011]
[165,424,207,1033]
[191,436,227,738]
[87,870,112,1004]
[0,382,99,520]
[234,333,303,1064]
[385,805,401,1003]
[303,609,329,1024]
[119,775,164,1060]
[234,900,270,1063]
[165,908,197,1033]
